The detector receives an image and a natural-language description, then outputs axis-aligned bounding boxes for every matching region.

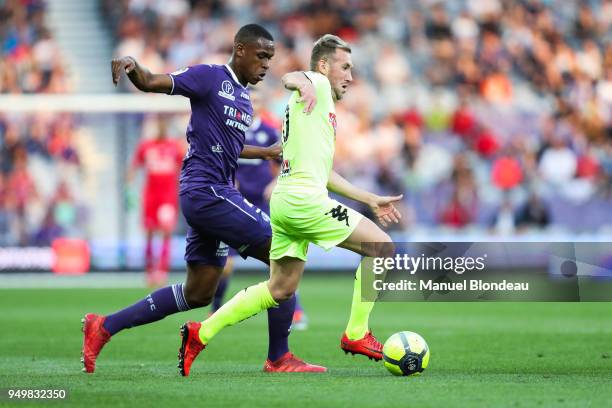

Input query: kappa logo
[218,80,235,101]
[240,92,250,100]
[325,204,349,227]
[211,143,223,153]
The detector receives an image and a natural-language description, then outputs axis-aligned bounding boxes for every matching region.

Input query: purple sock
[103,283,190,336]
[266,293,296,362]
[211,277,229,313]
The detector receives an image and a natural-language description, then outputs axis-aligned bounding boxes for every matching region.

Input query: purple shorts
[228,196,269,257]
[180,185,271,267]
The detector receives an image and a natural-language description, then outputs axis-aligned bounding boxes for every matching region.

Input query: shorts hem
[184,256,227,267]
[270,252,308,262]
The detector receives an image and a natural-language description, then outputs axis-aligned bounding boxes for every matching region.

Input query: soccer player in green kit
[178,34,402,376]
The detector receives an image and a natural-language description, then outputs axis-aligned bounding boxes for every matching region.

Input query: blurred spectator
[491,155,523,190]
[31,207,63,246]
[473,127,500,158]
[573,3,600,41]
[514,192,551,231]
[439,155,478,228]
[47,115,80,166]
[1,121,23,173]
[439,188,475,228]
[0,172,9,245]
[480,67,513,104]
[7,150,38,245]
[51,181,78,233]
[451,95,477,137]
[490,196,516,236]
[538,136,577,185]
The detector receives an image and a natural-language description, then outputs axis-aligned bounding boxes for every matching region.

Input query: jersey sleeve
[168,64,213,98]
[303,71,331,96]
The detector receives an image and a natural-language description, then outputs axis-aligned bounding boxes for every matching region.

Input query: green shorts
[270,191,363,261]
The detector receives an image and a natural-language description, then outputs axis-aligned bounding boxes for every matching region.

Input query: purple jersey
[169,64,253,192]
[236,118,279,202]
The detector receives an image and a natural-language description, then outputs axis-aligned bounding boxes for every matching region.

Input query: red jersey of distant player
[132,137,184,232]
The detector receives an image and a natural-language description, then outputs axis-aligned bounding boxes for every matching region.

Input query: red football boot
[81,313,111,373]
[340,331,383,361]
[178,321,206,376]
[263,352,327,373]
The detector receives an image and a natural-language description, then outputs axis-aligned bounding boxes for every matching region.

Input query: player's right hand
[111,56,136,86]
[296,82,317,114]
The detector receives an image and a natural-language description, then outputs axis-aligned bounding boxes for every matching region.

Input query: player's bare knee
[183,286,214,308]
[272,289,295,303]
[267,282,296,303]
[373,233,395,259]
[185,294,212,309]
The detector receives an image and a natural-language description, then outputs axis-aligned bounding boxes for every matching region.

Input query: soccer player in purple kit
[81,24,325,373]
[210,89,309,330]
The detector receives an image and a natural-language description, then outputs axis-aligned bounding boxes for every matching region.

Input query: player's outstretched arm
[281,71,317,114]
[111,56,172,93]
[327,170,402,227]
[240,143,281,161]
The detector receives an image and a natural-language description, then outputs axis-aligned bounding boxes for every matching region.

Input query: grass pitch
[0,274,611,407]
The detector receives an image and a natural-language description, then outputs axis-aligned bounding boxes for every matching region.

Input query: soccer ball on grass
[382,331,429,376]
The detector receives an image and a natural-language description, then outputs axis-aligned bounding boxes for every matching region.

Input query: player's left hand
[263,143,282,161]
[369,195,403,227]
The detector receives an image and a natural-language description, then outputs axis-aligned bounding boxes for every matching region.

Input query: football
[382,331,430,376]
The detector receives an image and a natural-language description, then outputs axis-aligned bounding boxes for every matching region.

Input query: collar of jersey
[224,64,247,89]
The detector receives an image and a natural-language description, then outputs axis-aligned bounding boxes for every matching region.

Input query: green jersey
[270,71,363,262]
[275,71,337,197]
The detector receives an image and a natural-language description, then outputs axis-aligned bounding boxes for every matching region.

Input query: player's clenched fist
[111,56,136,85]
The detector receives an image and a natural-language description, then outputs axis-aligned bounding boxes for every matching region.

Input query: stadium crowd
[0,112,86,246]
[1,0,612,246]
[102,0,612,234]
[0,0,69,93]
[1,0,83,246]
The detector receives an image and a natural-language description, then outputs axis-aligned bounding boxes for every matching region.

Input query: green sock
[345,264,375,340]
[199,281,278,344]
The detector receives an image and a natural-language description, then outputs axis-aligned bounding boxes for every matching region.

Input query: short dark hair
[309,34,351,71]
[234,24,274,45]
